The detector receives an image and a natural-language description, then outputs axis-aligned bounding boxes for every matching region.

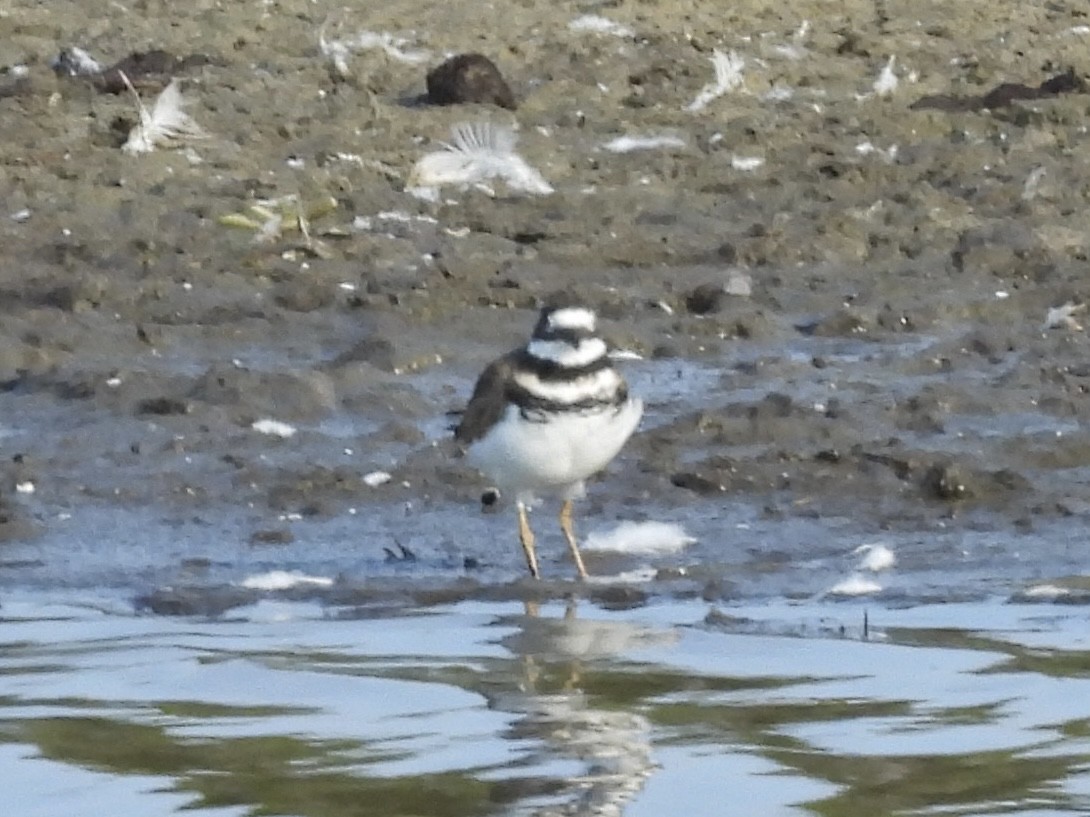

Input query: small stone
[136,396,189,416]
[670,471,725,495]
[250,529,295,546]
[332,337,396,372]
[925,463,971,501]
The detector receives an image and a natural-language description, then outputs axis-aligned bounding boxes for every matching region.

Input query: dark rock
[717,242,738,263]
[590,584,649,610]
[671,471,725,494]
[135,585,258,617]
[924,462,971,500]
[190,365,336,421]
[98,50,216,93]
[807,308,868,338]
[273,281,335,313]
[426,53,516,109]
[331,336,397,372]
[685,283,724,315]
[136,396,189,416]
[249,528,294,546]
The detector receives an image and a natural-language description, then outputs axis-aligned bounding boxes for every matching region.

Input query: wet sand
[2,0,1090,605]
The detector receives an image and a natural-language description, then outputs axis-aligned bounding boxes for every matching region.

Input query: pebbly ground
[2,0,1090,606]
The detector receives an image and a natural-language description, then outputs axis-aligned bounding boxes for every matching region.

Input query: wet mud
[2,0,1090,608]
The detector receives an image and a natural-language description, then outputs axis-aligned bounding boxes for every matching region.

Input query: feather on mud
[121,75,207,154]
[408,122,553,198]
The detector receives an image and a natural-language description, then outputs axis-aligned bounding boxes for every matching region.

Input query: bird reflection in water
[488,600,678,816]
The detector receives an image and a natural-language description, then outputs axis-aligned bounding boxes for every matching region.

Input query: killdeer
[455,303,643,579]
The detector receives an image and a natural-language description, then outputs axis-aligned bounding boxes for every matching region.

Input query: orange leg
[517,502,540,579]
[559,499,589,580]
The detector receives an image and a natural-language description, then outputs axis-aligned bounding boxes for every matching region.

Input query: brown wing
[454,352,518,445]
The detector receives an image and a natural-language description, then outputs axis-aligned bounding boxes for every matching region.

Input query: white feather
[602,134,686,153]
[853,542,896,572]
[872,56,898,97]
[568,14,635,38]
[827,573,883,596]
[408,122,553,196]
[251,418,296,438]
[731,155,765,171]
[583,521,696,554]
[122,76,207,155]
[241,570,333,591]
[686,49,745,112]
[319,27,431,76]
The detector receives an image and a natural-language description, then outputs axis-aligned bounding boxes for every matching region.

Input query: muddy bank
[2,0,1090,599]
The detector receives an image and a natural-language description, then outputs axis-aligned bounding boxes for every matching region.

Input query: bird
[454,303,643,579]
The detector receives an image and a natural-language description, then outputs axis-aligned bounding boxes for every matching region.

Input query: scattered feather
[731,155,764,171]
[686,49,745,112]
[827,573,883,596]
[319,26,430,76]
[241,570,334,591]
[853,542,896,572]
[121,75,207,155]
[762,85,795,102]
[1044,302,1086,331]
[407,121,553,198]
[251,418,297,438]
[856,141,899,162]
[1022,166,1047,201]
[233,599,327,623]
[50,46,102,77]
[569,14,635,38]
[857,56,898,100]
[873,56,899,96]
[363,470,393,487]
[583,521,696,555]
[352,211,439,231]
[1021,583,1071,599]
[602,134,686,153]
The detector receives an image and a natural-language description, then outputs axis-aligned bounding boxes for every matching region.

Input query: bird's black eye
[480,488,500,507]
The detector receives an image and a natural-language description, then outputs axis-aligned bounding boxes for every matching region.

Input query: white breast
[467,398,644,503]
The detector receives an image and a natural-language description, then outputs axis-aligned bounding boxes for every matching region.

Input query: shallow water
[3,592,1090,817]
[4,316,1090,814]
